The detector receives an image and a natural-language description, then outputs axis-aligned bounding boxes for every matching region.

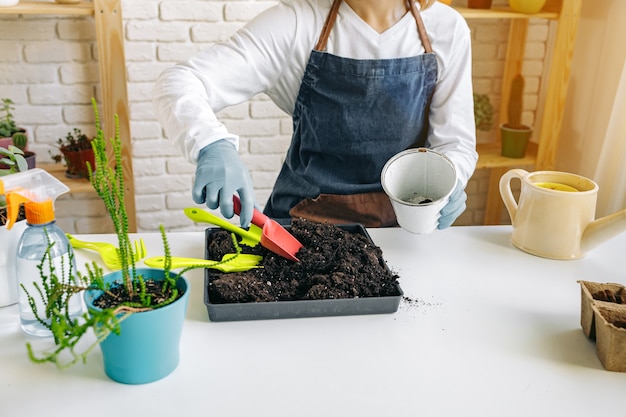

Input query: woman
[153,0,477,228]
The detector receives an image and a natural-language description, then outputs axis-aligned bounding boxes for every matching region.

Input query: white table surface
[1,225,625,417]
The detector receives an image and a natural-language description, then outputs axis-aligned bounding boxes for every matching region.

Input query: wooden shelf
[38,163,94,194]
[0,1,94,15]
[0,0,136,231]
[459,0,582,224]
[476,142,537,169]
[455,6,559,20]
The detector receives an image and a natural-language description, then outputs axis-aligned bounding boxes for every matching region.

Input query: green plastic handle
[143,254,262,270]
[183,207,261,245]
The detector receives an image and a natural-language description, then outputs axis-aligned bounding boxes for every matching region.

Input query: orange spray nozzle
[5,190,31,230]
[0,168,69,230]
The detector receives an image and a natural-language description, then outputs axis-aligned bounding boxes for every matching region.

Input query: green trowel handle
[183,207,260,246]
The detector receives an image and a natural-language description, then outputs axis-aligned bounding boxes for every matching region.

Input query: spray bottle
[0,168,83,336]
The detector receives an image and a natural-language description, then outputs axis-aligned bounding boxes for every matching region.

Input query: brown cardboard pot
[592,303,626,372]
[579,280,626,372]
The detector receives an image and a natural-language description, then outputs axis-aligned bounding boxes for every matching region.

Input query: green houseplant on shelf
[473,93,494,133]
[21,99,192,384]
[0,98,27,150]
[500,73,532,158]
[49,128,95,178]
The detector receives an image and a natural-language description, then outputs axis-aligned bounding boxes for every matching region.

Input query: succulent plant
[0,145,27,177]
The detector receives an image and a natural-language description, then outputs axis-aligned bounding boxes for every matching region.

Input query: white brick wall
[0,0,549,233]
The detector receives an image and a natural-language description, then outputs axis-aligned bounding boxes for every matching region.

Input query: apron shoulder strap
[408,1,433,54]
[315,0,342,51]
[316,0,434,54]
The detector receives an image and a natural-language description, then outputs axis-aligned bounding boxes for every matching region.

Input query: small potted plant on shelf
[0,98,27,149]
[50,127,95,178]
[21,99,193,384]
[500,73,532,158]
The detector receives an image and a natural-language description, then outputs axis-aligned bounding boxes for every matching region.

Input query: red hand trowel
[233,196,303,262]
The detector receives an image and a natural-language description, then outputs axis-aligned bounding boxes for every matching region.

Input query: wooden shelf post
[93,0,136,232]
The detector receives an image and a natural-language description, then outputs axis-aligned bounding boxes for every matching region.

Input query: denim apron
[264,0,438,226]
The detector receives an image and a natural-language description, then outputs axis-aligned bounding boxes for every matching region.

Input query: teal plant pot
[84,268,189,384]
[500,124,532,158]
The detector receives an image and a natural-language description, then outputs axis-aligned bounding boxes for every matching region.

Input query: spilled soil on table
[205,218,401,304]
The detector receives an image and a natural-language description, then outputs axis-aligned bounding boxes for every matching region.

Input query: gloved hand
[437,180,467,230]
[192,140,255,227]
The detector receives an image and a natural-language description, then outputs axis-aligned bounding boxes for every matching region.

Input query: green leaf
[14,153,28,172]
[7,144,24,155]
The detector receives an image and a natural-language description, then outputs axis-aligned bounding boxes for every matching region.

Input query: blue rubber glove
[437,180,467,230]
[192,140,255,227]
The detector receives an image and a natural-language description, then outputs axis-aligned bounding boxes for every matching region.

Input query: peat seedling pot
[203,219,403,322]
[84,268,189,384]
[579,280,626,372]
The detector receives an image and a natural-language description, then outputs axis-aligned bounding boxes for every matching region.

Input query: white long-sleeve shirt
[153,0,477,185]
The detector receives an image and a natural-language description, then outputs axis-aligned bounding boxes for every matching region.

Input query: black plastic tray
[203,224,403,322]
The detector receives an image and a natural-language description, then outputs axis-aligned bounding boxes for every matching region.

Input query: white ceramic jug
[500,169,626,260]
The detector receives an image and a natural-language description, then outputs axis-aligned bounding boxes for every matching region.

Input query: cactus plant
[500,73,532,158]
[11,131,27,151]
[9,130,35,169]
[506,73,525,129]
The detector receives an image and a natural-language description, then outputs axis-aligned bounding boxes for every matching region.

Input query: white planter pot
[0,220,27,307]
